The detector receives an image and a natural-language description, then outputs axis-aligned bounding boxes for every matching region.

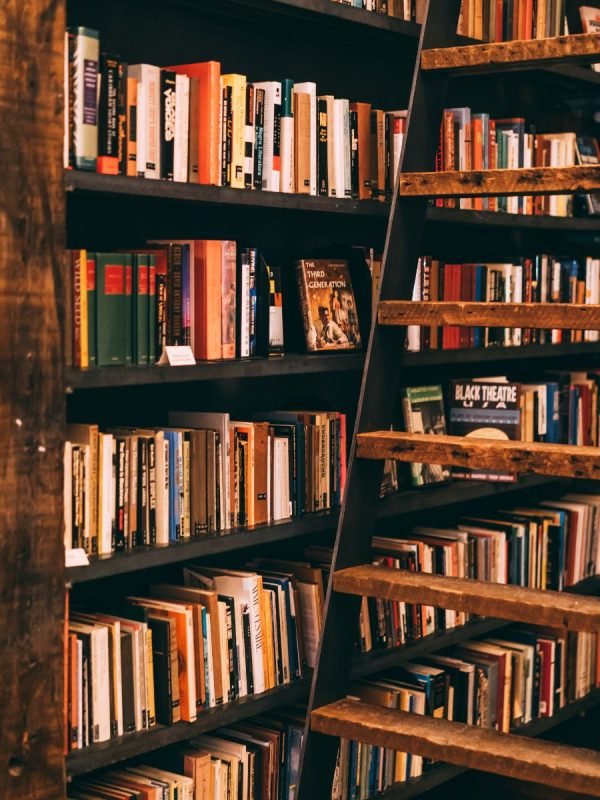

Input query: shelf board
[425,205,600,230]
[65,171,389,217]
[374,687,600,800]
[66,676,310,777]
[65,352,364,391]
[400,341,600,367]
[67,511,339,585]
[357,432,600,481]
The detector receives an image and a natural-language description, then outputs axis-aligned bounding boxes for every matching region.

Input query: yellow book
[221,73,247,190]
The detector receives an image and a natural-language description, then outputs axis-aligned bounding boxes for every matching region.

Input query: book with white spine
[129,64,161,179]
[174,74,189,182]
[253,81,281,192]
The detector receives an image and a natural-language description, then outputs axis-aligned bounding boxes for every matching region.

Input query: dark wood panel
[311,698,600,796]
[333,565,600,632]
[0,2,66,799]
[422,32,600,73]
[357,431,600,480]
[399,166,600,198]
[378,301,600,330]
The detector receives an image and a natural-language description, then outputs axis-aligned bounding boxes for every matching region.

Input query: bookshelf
[3,0,600,798]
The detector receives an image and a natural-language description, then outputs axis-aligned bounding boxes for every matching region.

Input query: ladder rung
[421,32,600,73]
[356,431,600,480]
[378,301,600,330]
[311,699,600,797]
[332,565,600,632]
[398,165,600,198]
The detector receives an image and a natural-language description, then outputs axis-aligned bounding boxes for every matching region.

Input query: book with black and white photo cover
[400,385,450,487]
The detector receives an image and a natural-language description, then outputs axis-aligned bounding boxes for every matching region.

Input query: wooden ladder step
[332,565,600,632]
[421,32,600,73]
[398,165,600,198]
[310,698,600,797]
[378,301,600,330]
[356,431,600,480]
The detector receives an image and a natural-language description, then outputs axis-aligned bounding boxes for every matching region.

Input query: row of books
[68,244,284,368]
[435,108,600,217]
[406,255,600,353]
[66,563,318,750]
[458,0,567,41]
[400,374,600,485]
[332,0,425,21]
[68,708,305,799]
[65,28,406,201]
[335,625,599,796]
[64,410,347,555]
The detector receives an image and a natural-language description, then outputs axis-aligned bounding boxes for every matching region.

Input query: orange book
[168,61,221,186]
[194,240,222,360]
[126,76,137,177]
[523,0,534,39]
[471,118,484,210]
[496,0,504,40]
[349,101,372,200]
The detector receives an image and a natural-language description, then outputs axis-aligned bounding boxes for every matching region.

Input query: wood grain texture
[398,165,600,197]
[356,431,600,480]
[0,2,66,799]
[378,301,600,330]
[311,699,600,796]
[421,32,600,72]
[333,565,600,632]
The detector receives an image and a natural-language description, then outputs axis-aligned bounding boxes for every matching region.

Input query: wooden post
[0,2,66,799]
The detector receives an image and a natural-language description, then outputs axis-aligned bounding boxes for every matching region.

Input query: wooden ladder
[295,2,600,798]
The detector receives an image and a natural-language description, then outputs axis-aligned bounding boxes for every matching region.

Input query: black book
[147,435,157,544]
[117,59,127,174]
[255,254,271,358]
[115,437,126,550]
[136,437,147,547]
[317,97,328,196]
[155,272,168,356]
[97,53,121,175]
[167,243,184,346]
[350,110,359,199]
[384,112,392,201]
[147,616,176,725]
[219,594,238,701]
[221,84,232,186]
[160,69,176,180]
[242,608,254,694]
[120,630,136,733]
[254,87,265,190]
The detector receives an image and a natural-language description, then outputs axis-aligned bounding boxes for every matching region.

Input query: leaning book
[296,258,362,352]
[400,385,450,487]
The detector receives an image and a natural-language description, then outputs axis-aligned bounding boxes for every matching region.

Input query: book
[296,259,362,352]
[67,27,99,170]
[400,386,450,486]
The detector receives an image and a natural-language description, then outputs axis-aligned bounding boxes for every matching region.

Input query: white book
[174,74,190,183]
[63,31,70,169]
[169,411,230,532]
[585,257,600,342]
[253,81,281,192]
[64,441,73,552]
[98,433,114,555]
[294,82,317,195]
[76,639,84,748]
[205,613,216,707]
[245,84,256,188]
[129,64,161,179]
[70,621,111,743]
[406,258,422,352]
[333,99,346,201]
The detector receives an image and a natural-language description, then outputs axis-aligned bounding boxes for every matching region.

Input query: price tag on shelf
[157,346,197,367]
[65,548,90,568]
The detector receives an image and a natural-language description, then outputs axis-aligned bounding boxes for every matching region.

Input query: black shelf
[67,475,557,585]
[427,205,600,232]
[376,687,600,800]
[65,352,365,391]
[66,676,311,777]
[67,511,338,585]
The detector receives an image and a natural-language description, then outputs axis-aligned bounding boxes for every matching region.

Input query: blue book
[545,382,560,443]
[473,265,487,347]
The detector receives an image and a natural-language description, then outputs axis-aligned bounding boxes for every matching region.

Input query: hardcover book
[296,259,362,352]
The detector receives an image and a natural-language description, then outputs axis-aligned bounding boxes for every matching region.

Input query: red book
[442,264,453,350]
[471,118,484,211]
[168,61,221,186]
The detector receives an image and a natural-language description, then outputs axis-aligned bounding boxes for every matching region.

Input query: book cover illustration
[296,259,362,352]
[449,379,521,482]
[401,385,450,487]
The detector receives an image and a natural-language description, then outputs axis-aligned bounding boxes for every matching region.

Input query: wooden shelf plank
[421,32,600,73]
[398,166,600,198]
[378,301,600,330]
[356,431,600,480]
[311,698,600,797]
[333,565,600,632]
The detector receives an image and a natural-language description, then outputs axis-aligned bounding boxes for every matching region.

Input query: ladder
[296,2,600,798]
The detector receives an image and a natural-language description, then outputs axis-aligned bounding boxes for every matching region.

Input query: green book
[134,254,149,365]
[400,385,450,487]
[148,254,157,364]
[124,253,133,366]
[87,252,97,366]
[95,252,128,366]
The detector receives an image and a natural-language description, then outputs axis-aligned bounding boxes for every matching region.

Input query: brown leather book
[293,92,311,194]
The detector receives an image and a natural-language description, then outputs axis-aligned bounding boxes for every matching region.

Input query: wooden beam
[333,565,600,631]
[356,431,600,480]
[0,2,66,799]
[378,301,600,330]
[311,699,600,797]
[398,165,600,197]
[421,32,600,73]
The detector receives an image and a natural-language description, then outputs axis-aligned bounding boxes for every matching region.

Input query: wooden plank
[0,2,66,799]
[311,699,600,797]
[356,431,600,480]
[398,165,600,197]
[378,301,600,330]
[333,565,600,631]
[421,32,600,72]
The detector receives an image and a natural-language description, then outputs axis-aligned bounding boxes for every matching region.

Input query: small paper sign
[66,548,90,568]
[157,346,197,367]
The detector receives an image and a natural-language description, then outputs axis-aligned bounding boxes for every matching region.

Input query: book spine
[174,74,189,183]
[97,53,120,175]
[70,27,99,170]
[317,97,328,196]
[220,84,232,186]
[280,78,294,194]
[253,87,265,190]
[244,83,255,189]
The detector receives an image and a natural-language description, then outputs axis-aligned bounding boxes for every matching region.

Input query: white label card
[65,548,90,568]
[157,346,197,367]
